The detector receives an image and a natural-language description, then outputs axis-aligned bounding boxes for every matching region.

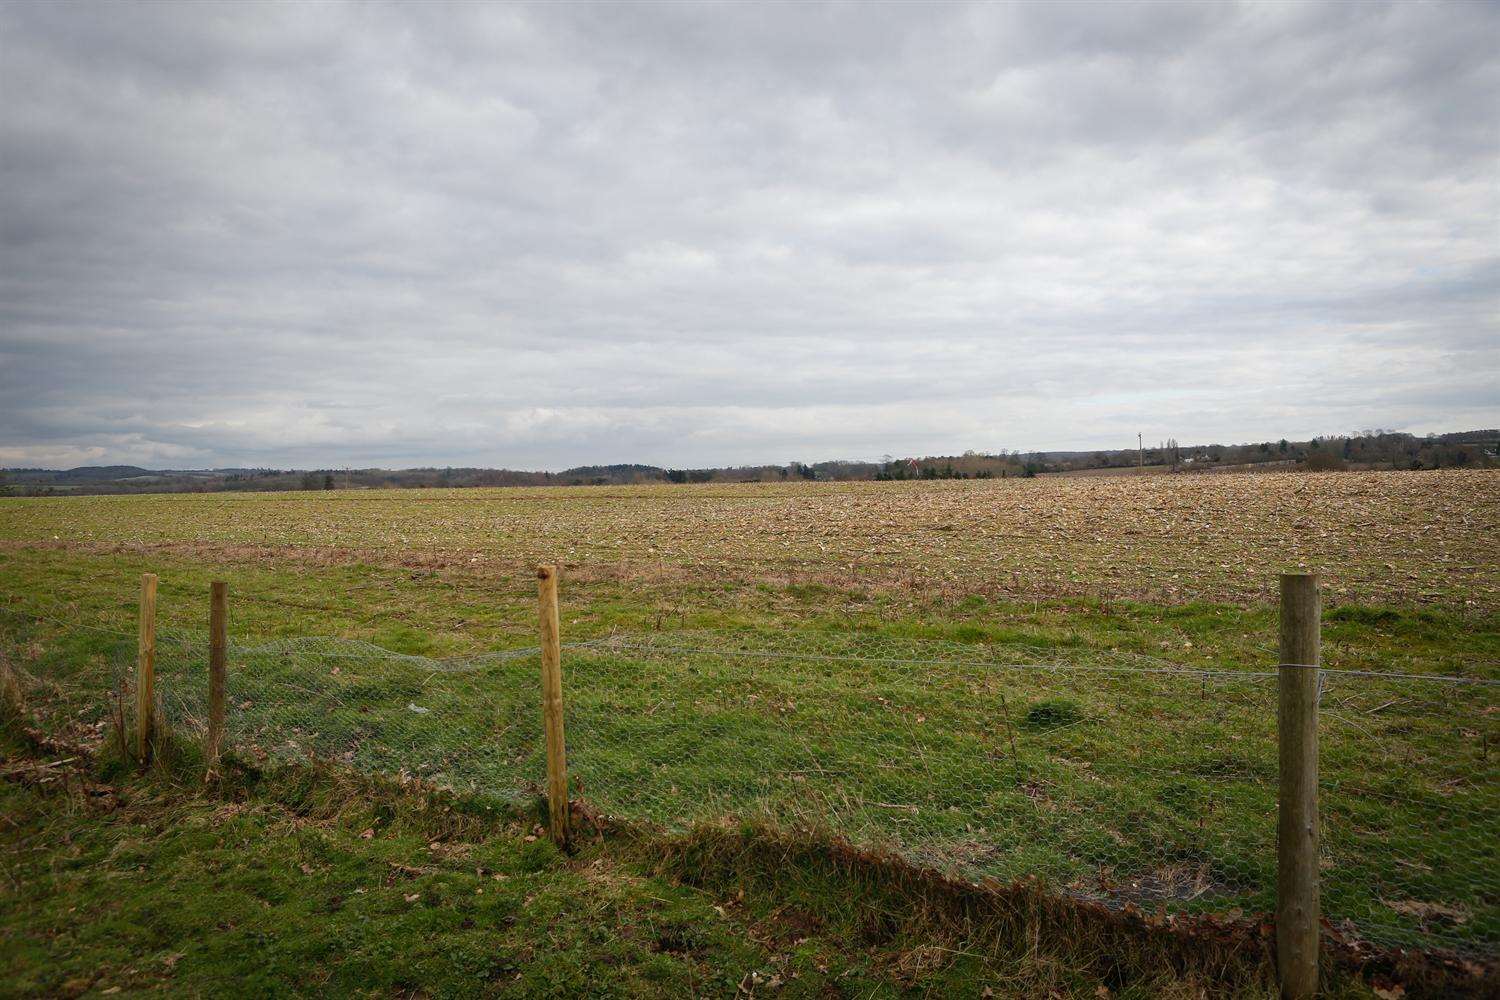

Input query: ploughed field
[1,469,1496,612]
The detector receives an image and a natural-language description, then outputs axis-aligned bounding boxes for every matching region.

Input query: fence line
[0,574,1495,996]
[5,596,1496,691]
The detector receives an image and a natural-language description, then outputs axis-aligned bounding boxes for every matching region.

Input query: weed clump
[1327,606,1401,626]
[0,658,27,732]
[1022,698,1083,731]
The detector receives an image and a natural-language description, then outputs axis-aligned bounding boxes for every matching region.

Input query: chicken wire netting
[1,610,1494,960]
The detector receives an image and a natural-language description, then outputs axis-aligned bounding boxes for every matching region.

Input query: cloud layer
[2,1,1497,469]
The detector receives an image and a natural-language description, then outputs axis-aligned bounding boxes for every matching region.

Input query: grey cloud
[1,0,1496,471]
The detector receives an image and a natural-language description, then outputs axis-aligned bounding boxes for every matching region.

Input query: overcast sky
[1,1,1497,471]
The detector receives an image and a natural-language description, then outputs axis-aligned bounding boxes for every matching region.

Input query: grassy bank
[1,557,1494,962]
[2,721,1402,999]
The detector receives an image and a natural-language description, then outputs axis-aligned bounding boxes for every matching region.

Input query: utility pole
[1138,433,1144,473]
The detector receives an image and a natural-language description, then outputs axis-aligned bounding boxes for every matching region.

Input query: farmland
[2,468,1497,626]
[1,469,1497,997]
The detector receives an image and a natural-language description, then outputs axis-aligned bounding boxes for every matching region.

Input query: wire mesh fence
[1317,669,1497,955]
[1,608,1494,962]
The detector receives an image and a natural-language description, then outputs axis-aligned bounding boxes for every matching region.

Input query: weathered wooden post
[136,573,158,763]
[537,564,571,847]
[1277,572,1320,999]
[206,581,228,780]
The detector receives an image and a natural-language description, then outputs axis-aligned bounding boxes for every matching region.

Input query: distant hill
[2,429,1494,496]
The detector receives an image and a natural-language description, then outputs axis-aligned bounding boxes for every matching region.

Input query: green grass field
[2,471,1497,996]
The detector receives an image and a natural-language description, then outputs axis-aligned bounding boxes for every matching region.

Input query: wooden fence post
[1277,572,1320,999]
[537,564,571,847]
[136,573,158,763]
[206,581,228,780]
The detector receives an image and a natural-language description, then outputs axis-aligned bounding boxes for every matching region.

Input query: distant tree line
[2,430,1494,496]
